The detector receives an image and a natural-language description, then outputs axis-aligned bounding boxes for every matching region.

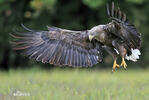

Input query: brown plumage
[10,2,142,71]
[11,25,103,67]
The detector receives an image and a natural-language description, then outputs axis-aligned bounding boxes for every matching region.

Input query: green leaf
[0,0,5,4]
[30,0,57,10]
[82,0,106,9]
[0,4,9,13]
[42,0,56,6]
[126,0,145,4]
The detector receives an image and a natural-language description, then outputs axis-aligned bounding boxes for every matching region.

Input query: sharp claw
[119,65,122,67]
[121,58,127,69]
[112,58,128,72]
[112,69,115,72]
[112,59,120,72]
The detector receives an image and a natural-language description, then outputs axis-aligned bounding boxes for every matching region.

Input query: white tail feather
[125,48,141,62]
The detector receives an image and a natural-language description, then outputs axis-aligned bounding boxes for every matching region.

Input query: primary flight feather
[11,2,141,71]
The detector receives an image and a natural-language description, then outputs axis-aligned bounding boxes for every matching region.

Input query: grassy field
[0,67,149,100]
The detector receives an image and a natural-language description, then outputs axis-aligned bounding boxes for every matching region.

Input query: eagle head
[89,34,95,41]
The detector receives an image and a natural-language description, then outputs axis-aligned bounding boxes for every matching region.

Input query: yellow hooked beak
[89,35,94,41]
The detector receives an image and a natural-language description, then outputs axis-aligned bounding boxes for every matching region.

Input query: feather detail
[10,22,104,67]
[125,48,141,62]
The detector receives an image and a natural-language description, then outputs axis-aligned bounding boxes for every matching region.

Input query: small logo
[13,90,30,96]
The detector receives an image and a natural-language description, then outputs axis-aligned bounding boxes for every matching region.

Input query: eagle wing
[10,25,103,67]
[106,2,141,50]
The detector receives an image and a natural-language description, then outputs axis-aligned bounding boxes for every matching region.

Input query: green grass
[0,67,149,100]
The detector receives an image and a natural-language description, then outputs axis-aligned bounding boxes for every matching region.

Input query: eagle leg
[112,39,127,70]
[103,45,120,72]
[112,59,120,72]
[120,57,127,69]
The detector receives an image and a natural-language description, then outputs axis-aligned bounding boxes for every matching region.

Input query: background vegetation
[0,68,149,100]
[0,0,149,99]
[0,0,149,70]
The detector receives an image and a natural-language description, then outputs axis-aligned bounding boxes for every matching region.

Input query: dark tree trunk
[0,47,10,70]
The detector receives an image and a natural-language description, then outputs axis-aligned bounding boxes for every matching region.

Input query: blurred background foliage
[0,0,149,70]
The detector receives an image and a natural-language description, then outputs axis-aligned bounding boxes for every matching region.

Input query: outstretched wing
[10,25,103,67]
[106,2,141,50]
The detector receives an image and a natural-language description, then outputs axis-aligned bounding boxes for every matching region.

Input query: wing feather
[106,2,141,49]
[10,25,103,67]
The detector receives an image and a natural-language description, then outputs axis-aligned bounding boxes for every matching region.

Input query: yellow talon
[112,60,120,72]
[121,58,127,69]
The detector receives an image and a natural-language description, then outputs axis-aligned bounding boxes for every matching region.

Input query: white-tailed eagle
[10,2,141,71]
